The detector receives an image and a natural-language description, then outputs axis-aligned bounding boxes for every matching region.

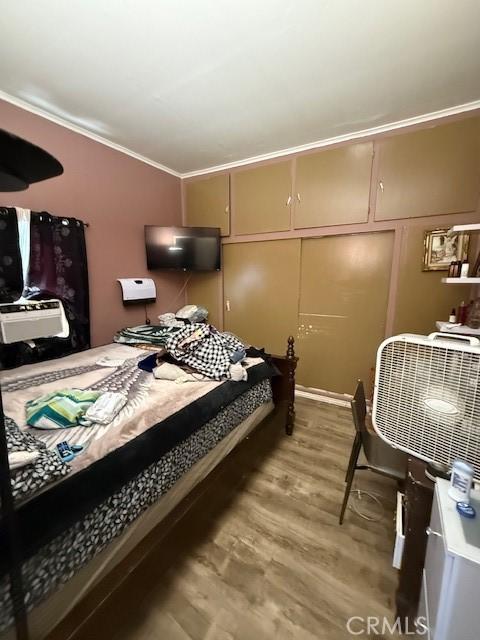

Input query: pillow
[5,416,70,503]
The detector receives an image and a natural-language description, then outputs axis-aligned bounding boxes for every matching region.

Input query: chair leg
[344,432,361,482]
[339,435,362,525]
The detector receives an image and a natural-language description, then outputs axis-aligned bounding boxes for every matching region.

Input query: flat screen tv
[145,226,221,271]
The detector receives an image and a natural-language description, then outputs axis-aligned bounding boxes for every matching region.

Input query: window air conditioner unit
[0,300,68,344]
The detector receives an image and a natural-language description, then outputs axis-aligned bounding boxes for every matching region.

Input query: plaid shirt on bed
[165,324,245,380]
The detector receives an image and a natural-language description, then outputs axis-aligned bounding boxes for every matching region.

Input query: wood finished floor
[61,399,403,640]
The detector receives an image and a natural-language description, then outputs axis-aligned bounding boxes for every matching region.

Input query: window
[15,208,30,302]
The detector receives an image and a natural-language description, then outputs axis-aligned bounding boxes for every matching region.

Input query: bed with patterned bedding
[0,343,282,634]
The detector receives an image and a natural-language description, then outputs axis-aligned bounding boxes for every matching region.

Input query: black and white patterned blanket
[166,324,245,380]
[5,417,70,503]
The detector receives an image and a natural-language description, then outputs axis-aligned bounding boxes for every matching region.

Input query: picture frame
[422,228,470,272]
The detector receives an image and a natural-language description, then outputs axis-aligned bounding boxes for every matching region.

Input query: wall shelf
[447,223,480,236]
[441,277,480,284]
[436,321,480,336]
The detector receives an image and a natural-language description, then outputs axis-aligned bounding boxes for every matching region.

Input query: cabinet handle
[225,206,229,214]
[296,193,301,203]
[426,526,442,538]
[286,195,292,206]
[225,300,231,312]
[379,180,385,193]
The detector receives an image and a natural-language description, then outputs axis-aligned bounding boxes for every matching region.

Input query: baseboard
[295,385,352,408]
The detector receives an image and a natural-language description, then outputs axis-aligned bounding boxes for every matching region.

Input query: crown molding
[0,89,182,178]
[2,89,479,180]
[181,99,480,178]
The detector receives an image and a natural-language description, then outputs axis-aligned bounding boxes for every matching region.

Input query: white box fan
[373,333,480,479]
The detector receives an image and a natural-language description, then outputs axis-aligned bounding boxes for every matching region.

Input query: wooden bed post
[271,335,298,436]
[285,336,297,436]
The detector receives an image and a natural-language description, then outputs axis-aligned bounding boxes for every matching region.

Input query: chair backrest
[350,378,407,476]
[350,379,377,462]
[350,379,367,434]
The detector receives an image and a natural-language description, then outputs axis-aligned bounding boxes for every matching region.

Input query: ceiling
[1,0,480,176]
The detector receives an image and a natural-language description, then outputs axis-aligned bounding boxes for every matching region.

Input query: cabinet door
[185,174,230,236]
[232,161,292,235]
[375,118,480,221]
[294,142,373,229]
[223,239,300,354]
[297,232,394,394]
[186,272,222,329]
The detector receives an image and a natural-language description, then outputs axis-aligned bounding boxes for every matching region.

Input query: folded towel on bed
[96,356,126,368]
[26,389,101,429]
[158,312,184,328]
[80,392,128,425]
[114,324,181,347]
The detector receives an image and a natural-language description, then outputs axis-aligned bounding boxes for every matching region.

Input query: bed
[0,336,297,640]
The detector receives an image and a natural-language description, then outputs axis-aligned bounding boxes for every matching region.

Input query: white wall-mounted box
[117,278,156,304]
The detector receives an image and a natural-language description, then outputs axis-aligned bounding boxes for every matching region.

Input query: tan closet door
[223,239,300,354]
[185,174,230,236]
[375,117,480,221]
[232,161,292,235]
[294,142,373,229]
[186,272,222,329]
[298,232,394,395]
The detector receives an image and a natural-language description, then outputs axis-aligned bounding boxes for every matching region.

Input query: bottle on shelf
[451,260,461,277]
[467,298,480,329]
[449,308,457,323]
[457,301,467,325]
[460,260,470,278]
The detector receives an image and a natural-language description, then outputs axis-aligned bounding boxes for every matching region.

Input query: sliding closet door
[297,232,394,395]
[223,239,301,354]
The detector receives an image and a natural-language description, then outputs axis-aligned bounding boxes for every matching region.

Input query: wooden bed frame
[271,335,298,436]
[5,336,297,640]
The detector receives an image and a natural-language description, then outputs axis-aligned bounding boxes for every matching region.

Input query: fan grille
[374,338,480,478]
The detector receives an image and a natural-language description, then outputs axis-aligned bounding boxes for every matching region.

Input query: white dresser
[417,479,480,639]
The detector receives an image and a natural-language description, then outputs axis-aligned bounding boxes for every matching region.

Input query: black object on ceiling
[0,129,63,191]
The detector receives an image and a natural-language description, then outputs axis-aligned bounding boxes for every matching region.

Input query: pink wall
[0,99,184,346]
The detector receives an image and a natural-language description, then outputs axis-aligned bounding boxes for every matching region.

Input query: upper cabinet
[294,142,373,228]
[375,118,480,221]
[184,173,230,236]
[232,160,292,235]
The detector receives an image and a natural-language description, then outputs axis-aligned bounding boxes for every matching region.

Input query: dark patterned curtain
[0,207,23,303]
[0,212,90,369]
[26,212,90,353]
